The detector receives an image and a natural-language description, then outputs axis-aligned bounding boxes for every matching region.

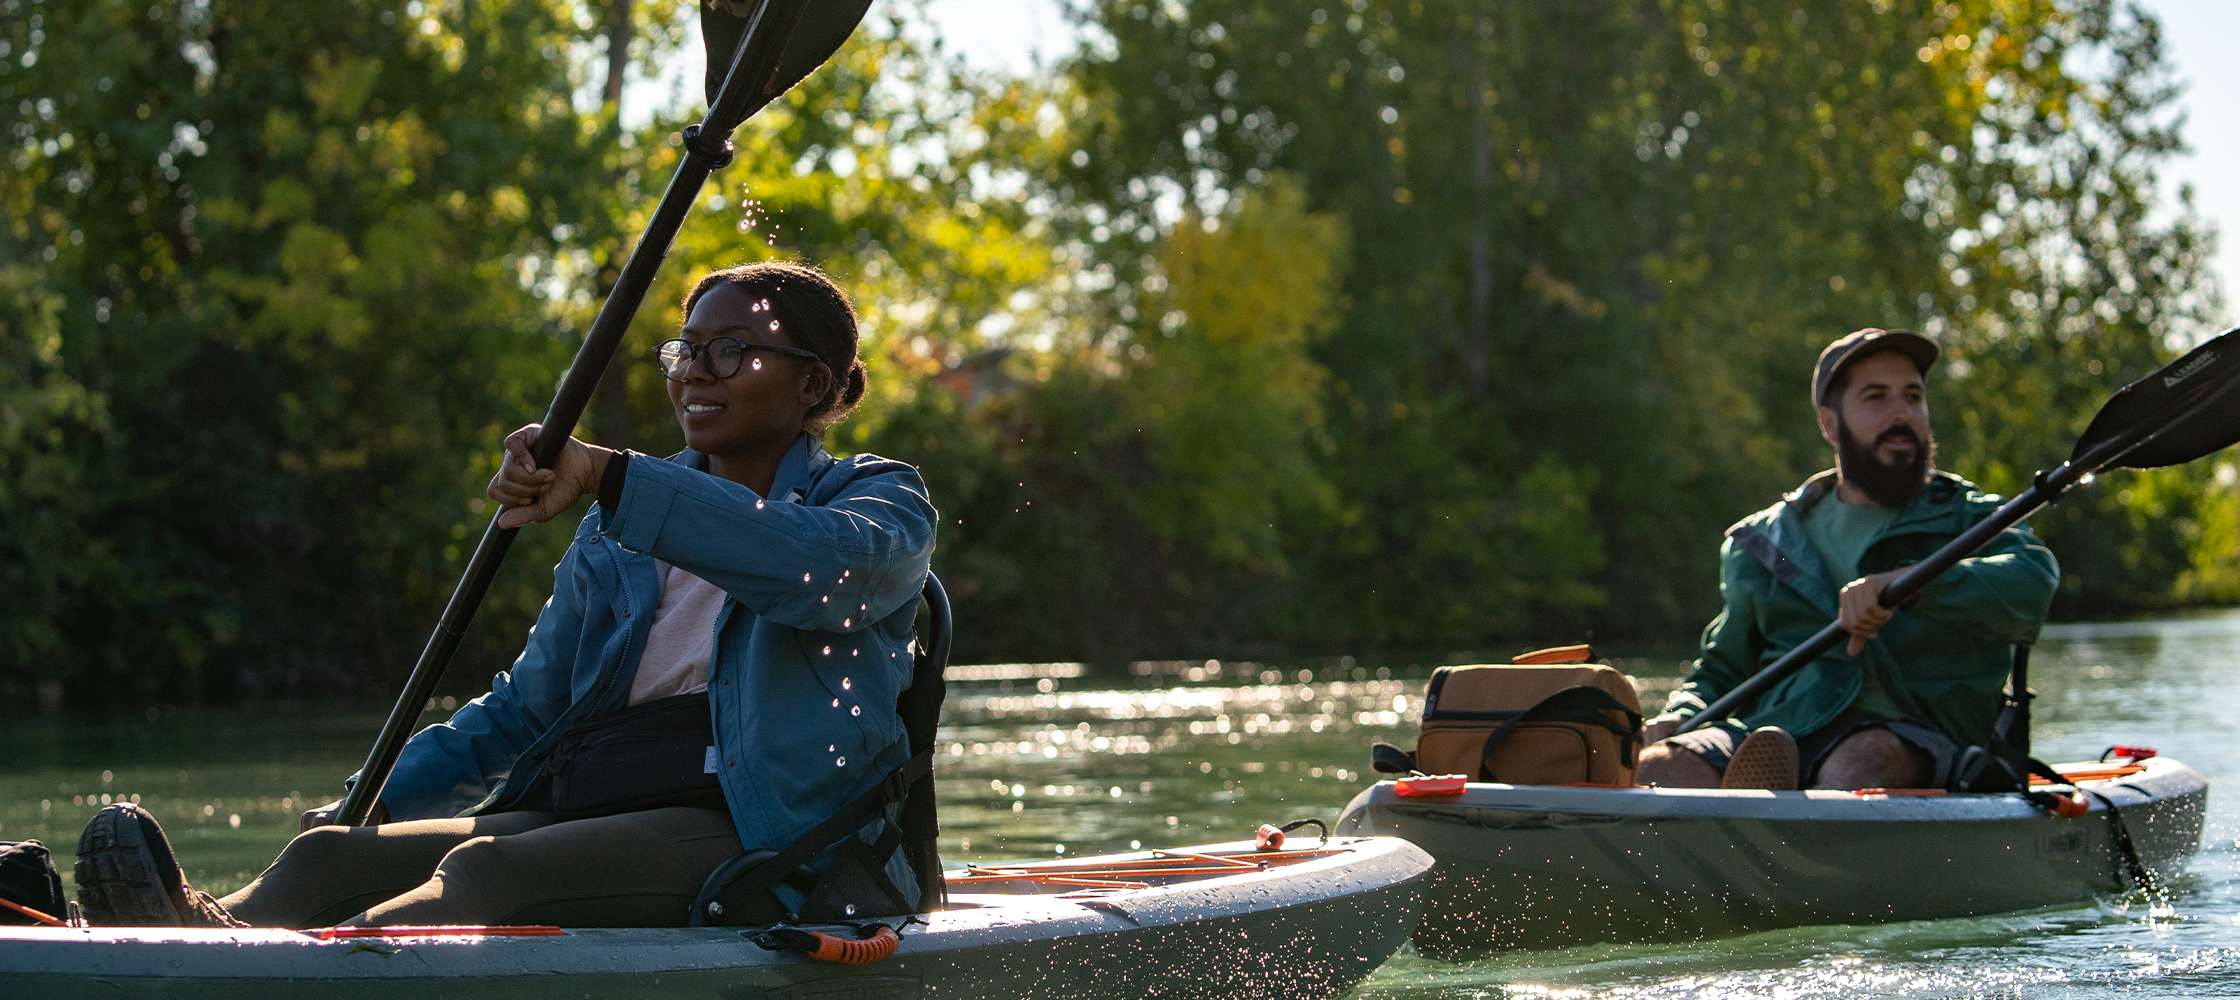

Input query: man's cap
[1812,328,1939,407]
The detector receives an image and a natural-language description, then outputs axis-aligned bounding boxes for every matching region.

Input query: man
[1638,328,2060,790]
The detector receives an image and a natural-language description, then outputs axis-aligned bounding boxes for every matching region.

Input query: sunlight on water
[1,612,2236,996]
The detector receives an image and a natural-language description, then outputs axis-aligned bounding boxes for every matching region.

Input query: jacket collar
[673,433,827,504]
[1749,468,1975,616]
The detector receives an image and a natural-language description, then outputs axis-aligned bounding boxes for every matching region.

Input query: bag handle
[1512,644,1594,665]
[1475,686,1643,781]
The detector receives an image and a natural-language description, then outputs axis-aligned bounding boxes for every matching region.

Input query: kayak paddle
[1677,326,2240,735]
[336,0,875,826]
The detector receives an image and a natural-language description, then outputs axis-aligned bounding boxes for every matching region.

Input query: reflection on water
[1,612,2235,997]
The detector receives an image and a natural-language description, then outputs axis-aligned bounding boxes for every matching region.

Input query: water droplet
[842,618,852,628]
[822,645,832,655]
[751,356,764,371]
[831,698,841,708]
[755,499,766,510]
[835,756,847,767]
[844,903,857,916]
[850,705,862,717]
[768,320,780,332]
[841,677,853,690]
[827,744,836,752]
[850,648,859,657]
[802,572,812,583]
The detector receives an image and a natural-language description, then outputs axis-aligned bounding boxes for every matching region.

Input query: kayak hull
[1334,757,2207,957]
[0,836,1431,999]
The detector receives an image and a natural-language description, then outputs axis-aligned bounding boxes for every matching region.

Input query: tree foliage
[0,0,2229,707]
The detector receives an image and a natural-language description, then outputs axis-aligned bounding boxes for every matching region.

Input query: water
[4,611,2236,996]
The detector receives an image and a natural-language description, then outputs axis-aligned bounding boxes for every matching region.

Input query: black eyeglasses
[653,337,825,381]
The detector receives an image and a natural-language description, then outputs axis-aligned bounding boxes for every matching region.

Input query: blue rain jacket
[369,435,936,859]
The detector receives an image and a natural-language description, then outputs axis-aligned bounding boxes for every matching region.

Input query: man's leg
[1810,727,1934,789]
[351,806,744,927]
[1636,719,1749,788]
[1636,742,1723,787]
[219,812,557,928]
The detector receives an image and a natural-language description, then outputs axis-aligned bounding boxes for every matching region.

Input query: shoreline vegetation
[6,1,2235,711]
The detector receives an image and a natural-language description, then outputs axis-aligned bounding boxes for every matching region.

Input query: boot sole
[1721,728,1801,790]
[75,804,186,925]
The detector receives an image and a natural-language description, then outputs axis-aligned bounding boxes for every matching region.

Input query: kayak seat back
[689,573,951,926]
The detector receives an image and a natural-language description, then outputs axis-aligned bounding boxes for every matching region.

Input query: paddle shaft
[335,3,797,827]
[1673,412,2173,736]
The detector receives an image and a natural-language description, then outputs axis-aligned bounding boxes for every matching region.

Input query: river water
[3,610,2235,997]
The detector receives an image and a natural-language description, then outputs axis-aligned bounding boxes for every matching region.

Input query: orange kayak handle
[806,925,899,965]
[2048,790,2091,817]
[1395,775,1468,797]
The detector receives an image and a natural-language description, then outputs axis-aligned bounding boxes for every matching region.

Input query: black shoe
[75,803,244,927]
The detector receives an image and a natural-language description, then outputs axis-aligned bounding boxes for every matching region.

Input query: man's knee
[1813,728,1930,788]
[1637,741,1720,788]
[271,825,358,876]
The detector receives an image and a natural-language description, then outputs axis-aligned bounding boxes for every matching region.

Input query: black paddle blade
[2074,327,2240,470]
[701,0,873,122]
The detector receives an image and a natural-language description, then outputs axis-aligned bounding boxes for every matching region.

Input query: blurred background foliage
[1,0,2232,709]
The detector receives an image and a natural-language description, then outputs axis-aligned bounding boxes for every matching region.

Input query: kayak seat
[689,573,951,927]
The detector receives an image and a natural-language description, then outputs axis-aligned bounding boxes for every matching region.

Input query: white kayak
[1334,756,2207,957]
[0,835,1431,999]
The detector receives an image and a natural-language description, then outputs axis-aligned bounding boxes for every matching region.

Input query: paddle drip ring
[682,125,736,168]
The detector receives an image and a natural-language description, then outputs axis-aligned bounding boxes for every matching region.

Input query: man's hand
[1839,568,1906,656]
[1643,715,1684,744]
[487,424,611,530]
[299,799,388,833]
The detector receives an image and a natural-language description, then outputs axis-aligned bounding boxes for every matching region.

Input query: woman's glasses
[653,337,825,382]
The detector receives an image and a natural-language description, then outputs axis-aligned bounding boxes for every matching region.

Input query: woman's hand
[488,424,611,529]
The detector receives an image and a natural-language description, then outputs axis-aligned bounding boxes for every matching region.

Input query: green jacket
[1660,470,2060,747]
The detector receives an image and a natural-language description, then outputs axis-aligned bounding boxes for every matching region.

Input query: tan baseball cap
[1813,328,1938,408]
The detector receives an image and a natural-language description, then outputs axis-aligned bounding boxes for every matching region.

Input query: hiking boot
[75,803,245,927]
[1720,726,1801,790]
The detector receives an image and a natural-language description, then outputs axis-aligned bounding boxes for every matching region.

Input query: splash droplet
[850,705,862,717]
[802,572,812,583]
[821,645,832,655]
[751,357,764,371]
[768,321,780,332]
[827,744,836,752]
[842,618,852,628]
[841,677,852,690]
[755,499,765,510]
[831,698,841,708]
[835,756,846,767]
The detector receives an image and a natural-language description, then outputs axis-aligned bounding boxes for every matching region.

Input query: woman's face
[668,282,829,458]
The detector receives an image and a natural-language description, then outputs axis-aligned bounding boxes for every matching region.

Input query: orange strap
[805,925,899,965]
[1513,644,1593,665]
[0,896,65,926]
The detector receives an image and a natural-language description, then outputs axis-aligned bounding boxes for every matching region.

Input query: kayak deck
[1335,756,2208,956]
[0,836,1432,1000]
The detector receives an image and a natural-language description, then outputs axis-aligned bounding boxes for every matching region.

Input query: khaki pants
[216,807,742,929]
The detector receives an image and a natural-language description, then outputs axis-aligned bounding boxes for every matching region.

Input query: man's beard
[1836,413,1934,506]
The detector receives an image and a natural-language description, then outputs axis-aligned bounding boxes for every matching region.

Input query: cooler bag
[1411,645,1645,785]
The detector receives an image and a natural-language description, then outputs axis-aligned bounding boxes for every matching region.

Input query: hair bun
[839,360,868,408]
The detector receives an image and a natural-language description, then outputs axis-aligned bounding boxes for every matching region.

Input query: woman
[75,262,937,928]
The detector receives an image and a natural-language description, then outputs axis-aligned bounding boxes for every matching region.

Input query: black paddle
[1677,327,2240,735]
[335,0,875,826]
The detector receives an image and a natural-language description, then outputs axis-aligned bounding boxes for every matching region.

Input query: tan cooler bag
[1411,645,1644,786]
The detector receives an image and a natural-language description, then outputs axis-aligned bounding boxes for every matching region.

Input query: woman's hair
[682,261,868,435]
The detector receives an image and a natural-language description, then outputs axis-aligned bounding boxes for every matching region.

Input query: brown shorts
[1664,708,1959,787]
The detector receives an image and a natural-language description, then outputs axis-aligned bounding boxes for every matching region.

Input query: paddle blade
[701,0,873,122]
[2073,327,2240,470]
